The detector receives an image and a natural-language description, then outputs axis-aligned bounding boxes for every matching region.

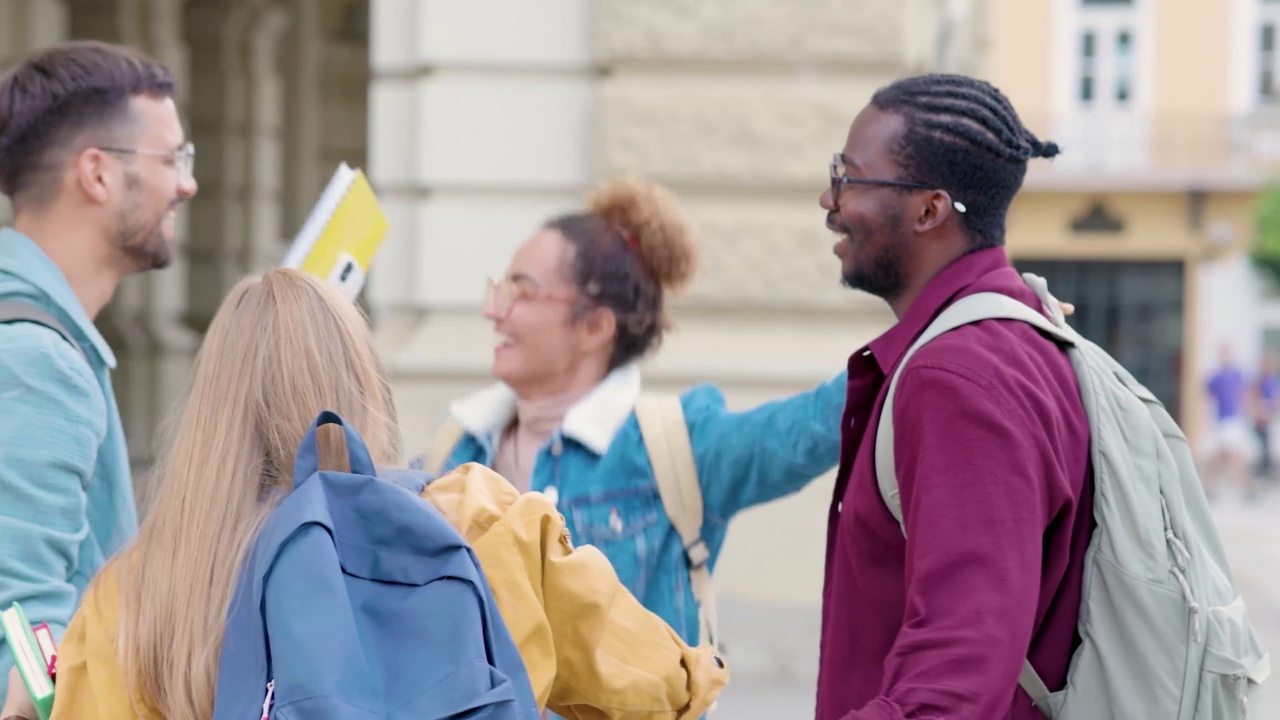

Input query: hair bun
[588,176,699,294]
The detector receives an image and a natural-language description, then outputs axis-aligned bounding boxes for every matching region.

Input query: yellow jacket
[50,462,728,719]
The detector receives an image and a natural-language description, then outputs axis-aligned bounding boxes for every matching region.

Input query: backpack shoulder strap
[426,417,467,476]
[634,392,719,650]
[0,300,87,362]
[874,291,1074,525]
[872,290,1075,707]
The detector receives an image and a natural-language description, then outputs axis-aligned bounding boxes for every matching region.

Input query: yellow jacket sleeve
[420,462,728,720]
[49,566,154,720]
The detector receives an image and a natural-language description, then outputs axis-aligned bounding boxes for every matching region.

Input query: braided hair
[870,73,1059,250]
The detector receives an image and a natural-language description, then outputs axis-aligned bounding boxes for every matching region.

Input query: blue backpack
[213,411,538,719]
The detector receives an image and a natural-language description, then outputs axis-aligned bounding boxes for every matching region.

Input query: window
[1015,259,1185,422]
[1263,25,1277,101]
[1115,31,1132,102]
[1262,1,1280,103]
[1080,32,1096,102]
[1074,0,1138,110]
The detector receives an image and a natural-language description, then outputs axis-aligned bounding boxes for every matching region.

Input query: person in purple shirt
[814,73,1095,720]
[1205,344,1256,499]
[1253,350,1279,486]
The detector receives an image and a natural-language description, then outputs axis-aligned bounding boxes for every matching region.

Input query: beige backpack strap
[634,394,719,651]
[427,418,466,475]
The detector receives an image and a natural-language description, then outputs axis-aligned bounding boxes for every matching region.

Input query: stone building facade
[1,0,973,692]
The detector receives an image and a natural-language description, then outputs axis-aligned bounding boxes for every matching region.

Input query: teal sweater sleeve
[0,324,105,678]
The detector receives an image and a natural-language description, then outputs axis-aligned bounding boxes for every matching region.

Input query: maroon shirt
[816,248,1095,720]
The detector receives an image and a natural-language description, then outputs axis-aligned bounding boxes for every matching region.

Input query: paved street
[711,486,1280,718]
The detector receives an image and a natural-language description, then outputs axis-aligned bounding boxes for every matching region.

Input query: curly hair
[544,176,699,370]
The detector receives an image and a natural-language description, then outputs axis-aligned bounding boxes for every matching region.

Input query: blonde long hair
[107,269,402,719]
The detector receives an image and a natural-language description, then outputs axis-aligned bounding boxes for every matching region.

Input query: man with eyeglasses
[0,40,197,711]
[814,74,1091,720]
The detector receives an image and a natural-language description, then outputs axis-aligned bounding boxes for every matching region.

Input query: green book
[1,602,54,720]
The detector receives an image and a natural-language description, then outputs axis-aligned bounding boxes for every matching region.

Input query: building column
[365,0,595,448]
[0,0,70,224]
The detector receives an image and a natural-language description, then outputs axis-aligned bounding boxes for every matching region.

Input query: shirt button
[837,501,843,513]
[545,485,559,507]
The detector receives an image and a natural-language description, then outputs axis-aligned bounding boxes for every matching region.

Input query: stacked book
[1,601,56,720]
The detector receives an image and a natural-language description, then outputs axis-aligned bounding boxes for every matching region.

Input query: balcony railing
[1018,112,1280,190]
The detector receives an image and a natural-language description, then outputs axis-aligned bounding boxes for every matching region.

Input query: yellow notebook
[283,163,389,301]
[1,602,54,720]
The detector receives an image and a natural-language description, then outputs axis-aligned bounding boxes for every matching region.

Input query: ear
[75,147,114,205]
[913,189,954,234]
[578,305,617,355]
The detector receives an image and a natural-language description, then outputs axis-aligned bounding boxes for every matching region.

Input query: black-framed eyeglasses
[98,141,196,180]
[830,152,966,213]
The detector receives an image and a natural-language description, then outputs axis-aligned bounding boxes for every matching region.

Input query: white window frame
[1260,0,1280,103]
[1051,0,1154,171]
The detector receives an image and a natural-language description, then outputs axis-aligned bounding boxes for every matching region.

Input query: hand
[1059,301,1075,316]
[1,666,37,720]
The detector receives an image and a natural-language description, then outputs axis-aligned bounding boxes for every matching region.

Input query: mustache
[826,212,849,234]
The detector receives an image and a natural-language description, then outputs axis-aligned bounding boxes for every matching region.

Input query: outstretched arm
[686,370,847,523]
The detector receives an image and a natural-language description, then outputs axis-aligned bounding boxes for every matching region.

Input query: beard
[831,209,909,301]
[114,170,176,272]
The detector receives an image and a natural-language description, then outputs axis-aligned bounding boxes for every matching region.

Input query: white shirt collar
[448,364,642,456]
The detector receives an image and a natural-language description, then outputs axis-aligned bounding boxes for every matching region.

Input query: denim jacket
[441,363,846,645]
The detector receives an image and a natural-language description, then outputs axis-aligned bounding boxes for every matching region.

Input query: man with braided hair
[815,74,1092,719]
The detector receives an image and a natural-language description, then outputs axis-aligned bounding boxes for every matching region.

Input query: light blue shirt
[0,228,137,696]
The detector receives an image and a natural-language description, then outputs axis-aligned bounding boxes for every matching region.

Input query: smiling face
[819,106,918,301]
[483,228,600,396]
[107,94,198,272]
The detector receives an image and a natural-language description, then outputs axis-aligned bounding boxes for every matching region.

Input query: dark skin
[819,106,971,320]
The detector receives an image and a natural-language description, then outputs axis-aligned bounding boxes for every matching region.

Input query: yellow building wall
[1006,191,1257,261]
[980,0,1053,134]
[1153,0,1230,118]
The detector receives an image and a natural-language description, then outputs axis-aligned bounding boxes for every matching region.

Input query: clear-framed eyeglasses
[98,141,196,180]
[484,277,578,319]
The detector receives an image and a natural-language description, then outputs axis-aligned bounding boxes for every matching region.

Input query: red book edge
[30,622,57,681]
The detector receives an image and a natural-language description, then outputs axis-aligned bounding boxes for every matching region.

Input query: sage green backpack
[875,273,1270,719]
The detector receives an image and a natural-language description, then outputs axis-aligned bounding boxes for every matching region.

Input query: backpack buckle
[685,539,710,570]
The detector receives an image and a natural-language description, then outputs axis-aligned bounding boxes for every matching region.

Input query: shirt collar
[0,227,117,368]
[449,363,643,456]
[865,247,1013,376]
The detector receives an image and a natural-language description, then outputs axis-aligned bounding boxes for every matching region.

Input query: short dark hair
[0,40,175,210]
[870,73,1059,250]
[546,177,698,371]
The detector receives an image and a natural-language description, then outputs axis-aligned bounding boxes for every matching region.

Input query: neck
[887,239,972,320]
[514,388,584,437]
[512,360,608,405]
[13,208,125,319]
